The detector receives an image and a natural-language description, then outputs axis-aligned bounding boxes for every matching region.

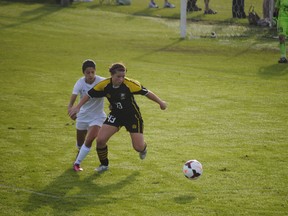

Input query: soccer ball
[183,160,203,180]
[210,31,217,38]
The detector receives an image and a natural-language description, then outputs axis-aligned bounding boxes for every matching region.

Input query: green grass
[0,0,287,215]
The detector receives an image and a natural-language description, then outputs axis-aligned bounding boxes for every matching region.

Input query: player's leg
[76,129,87,149]
[75,120,88,150]
[130,132,147,160]
[95,124,119,172]
[74,125,101,171]
[124,112,147,159]
[85,125,101,148]
[73,129,87,171]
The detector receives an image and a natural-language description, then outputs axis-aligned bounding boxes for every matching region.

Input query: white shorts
[76,116,106,130]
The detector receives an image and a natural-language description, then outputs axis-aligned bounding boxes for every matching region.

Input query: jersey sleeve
[124,78,149,95]
[72,78,82,95]
[87,78,109,98]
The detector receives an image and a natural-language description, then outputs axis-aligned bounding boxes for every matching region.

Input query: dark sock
[97,146,109,166]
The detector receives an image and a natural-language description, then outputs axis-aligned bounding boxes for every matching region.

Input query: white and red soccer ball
[183,159,203,180]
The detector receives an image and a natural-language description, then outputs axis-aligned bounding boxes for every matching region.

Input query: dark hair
[109,63,127,74]
[82,59,96,72]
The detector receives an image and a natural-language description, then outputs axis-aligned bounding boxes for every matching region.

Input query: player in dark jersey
[69,62,167,172]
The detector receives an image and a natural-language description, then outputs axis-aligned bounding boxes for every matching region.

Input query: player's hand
[160,101,167,110]
[68,107,79,120]
[70,113,77,120]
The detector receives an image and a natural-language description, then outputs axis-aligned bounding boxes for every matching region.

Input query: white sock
[74,144,91,165]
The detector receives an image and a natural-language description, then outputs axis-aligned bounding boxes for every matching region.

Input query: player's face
[111,70,125,87]
[84,67,96,84]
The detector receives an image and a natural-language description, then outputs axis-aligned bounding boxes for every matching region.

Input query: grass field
[0,0,287,215]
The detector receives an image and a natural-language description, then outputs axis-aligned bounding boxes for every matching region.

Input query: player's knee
[96,137,106,148]
[85,135,96,145]
[84,141,93,148]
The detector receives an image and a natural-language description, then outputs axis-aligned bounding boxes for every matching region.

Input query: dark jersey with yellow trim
[87,77,148,114]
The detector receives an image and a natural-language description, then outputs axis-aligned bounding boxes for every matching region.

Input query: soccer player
[69,62,167,172]
[275,0,288,63]
[68,59,106,172]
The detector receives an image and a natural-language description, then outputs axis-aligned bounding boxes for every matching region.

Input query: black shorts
[104,111,144,133]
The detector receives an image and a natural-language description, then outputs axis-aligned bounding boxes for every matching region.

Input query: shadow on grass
[23,168,139,214]
[174,194,196,204]
[132,8,180,19]
[0,2,63,30]
[258,64,288,78]
[133,38,183,61]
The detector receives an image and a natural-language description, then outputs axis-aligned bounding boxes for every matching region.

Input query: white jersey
[72,76,106,122]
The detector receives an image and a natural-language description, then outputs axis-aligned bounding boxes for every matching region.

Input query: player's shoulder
[95,75,106,84]
[123,77,143,92]
[98,77,111,85]
[77,76,86,83]
[94,78,111,90]
[96,75,106,81]
[74,77,86,87]
[124,77,141,87]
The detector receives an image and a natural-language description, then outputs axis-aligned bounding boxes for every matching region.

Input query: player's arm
[145,90,167,110]
[125,78,167,109]
[68,94,90,118]
[68,94,78,120]
[68,94,77,109]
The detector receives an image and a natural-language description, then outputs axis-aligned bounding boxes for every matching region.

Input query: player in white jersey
[68,59,106,171]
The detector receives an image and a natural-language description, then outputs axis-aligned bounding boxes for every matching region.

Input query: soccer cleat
[148,2,158,8]
[278,57,288,63]
[73,164,83,172]
[95,165,109,173]
[164,2,175,8]
[139,148,147,160]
